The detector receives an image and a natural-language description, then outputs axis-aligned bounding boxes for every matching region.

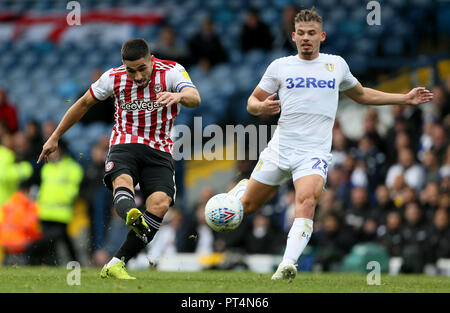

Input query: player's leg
[229,146,290,215]
[101,145,145,279]
[272,172,326,280]
[230,177,278,216]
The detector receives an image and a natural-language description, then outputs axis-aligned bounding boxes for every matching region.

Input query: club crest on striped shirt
[153,83,163,93]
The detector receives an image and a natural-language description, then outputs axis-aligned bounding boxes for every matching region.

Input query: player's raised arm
[343,82,433,106]
[37,90,98,164]
[247,86,281,116]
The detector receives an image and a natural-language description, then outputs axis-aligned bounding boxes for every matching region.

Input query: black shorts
[103,143,176,205]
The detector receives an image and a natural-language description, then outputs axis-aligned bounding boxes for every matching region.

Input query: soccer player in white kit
[227,8,433,280]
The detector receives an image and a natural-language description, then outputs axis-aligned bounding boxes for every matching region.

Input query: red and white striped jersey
[89,58,196,154]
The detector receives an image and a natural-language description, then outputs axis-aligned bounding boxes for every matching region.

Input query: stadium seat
[341,243,390,273]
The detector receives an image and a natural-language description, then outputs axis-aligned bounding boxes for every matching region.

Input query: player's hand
[260,93,281,115]
[156,92,182,107]
[405,87,433,106]
[37,137,58,164]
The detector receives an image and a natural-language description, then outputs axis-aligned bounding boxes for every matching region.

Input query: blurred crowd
[0,4,448,274]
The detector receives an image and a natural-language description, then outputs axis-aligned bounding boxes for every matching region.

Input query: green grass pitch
[0,266,448,293]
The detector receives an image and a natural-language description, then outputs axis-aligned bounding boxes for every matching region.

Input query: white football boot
[227,178,249,198]
[271,262,297,280]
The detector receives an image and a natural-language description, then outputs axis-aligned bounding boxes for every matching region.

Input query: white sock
[229,180,248,201]
[106,257,121,268]
[281,218,313,265]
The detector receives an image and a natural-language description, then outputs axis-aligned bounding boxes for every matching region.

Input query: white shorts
[250,145,332,186]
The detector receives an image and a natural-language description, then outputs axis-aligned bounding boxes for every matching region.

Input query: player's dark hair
[294,7,322,26]
[121,38,150,61]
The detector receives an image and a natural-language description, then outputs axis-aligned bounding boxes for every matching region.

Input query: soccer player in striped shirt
[38,38,201,279]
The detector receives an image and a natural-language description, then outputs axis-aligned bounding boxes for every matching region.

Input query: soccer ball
[204,193,244,232]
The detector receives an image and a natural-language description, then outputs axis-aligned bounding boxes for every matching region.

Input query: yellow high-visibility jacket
[38,155,83,224]
[0,146,33,206]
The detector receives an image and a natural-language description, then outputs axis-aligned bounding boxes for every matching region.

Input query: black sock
[113,187,136,220]
[142,211,163,241]
[114,211,163,263]
[114,230,147,263]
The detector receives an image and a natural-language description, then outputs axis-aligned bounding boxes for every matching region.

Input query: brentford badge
[153,83,163,93]
[105,161,114,172]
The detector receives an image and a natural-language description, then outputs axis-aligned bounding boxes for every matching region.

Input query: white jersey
[258,53,358,155]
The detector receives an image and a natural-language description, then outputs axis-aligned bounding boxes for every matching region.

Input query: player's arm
[155,86,201,108]
[247,86,281,116]
[343,82,433,106]
[37,90,98,163]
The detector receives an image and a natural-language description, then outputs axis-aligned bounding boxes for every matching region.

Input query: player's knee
[146,192,171,217]
[296,196,317,218]
[112,174,134,191]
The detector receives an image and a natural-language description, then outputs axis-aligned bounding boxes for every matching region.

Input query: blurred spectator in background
[369,185,397,227]
[344,186,370,240]
[78,136,112,265]
[41,120,57,141]
[273,4,298,53]
[243,212,284,254]
[188,18,228,67]
[420,181,441,222]
[178,202,215,255]
[430,85,450,120]
[0,182,41,265]
[430,123,448,164]
[315,188,343,231]
[239,8,273,52]
[310,212,355,272]
[352,135,386,190]
[385,147,425,192]
[428,208,450,264]
[326,166,351,207]
[0,132,33,206]
[400,201,429,273]
[23,120,44,164]
[440,145,450,182]
[422,150,441,185]
[79,68,115,126]
[25,142,83,265]
[0,88,18,134]
[362,108,385,154]
[152,25,190,66]
[330,128,350,170]
[377,211,404,257]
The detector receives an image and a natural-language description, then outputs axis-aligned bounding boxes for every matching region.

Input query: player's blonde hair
[294,7,322,26]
